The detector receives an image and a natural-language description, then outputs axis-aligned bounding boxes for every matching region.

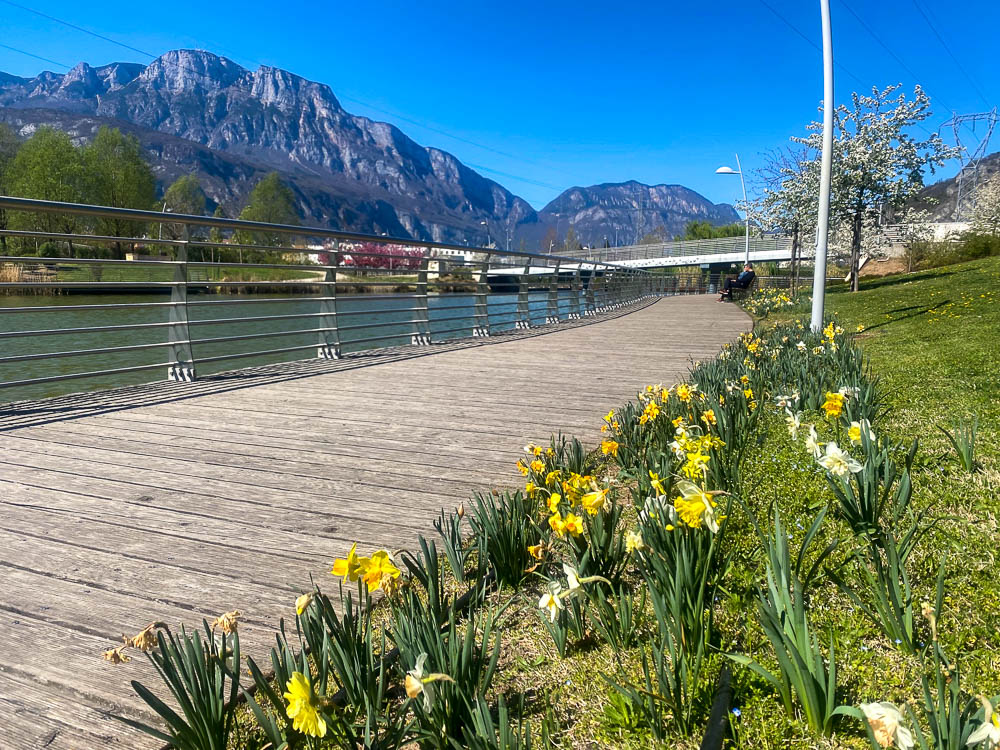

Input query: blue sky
[1,0,998,210]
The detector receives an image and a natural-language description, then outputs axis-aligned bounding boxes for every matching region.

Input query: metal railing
[553,235,796,264]
[0,196,701,402]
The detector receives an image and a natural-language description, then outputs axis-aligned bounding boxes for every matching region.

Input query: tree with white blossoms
[970,173,1000,236]
[754,147,821,293]
[791,84,959,291]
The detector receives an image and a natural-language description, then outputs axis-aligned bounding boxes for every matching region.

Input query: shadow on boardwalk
[0,299,657,432]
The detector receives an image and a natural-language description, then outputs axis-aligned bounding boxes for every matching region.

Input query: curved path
[0,295,749,748]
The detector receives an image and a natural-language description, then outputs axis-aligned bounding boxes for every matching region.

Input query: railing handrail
[551,235,795,263]
[0,195,643,271]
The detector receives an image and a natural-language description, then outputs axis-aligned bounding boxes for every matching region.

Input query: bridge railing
[0,196,674,402]
[554,235,795,264]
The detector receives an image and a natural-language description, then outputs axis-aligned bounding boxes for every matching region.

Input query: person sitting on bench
[719,263,755,301]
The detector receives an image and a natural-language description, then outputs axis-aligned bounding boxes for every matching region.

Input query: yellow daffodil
[525,481,537,497]
[848,419,874,444]
[516,459,529,476]
[295,593,314,616]
[821,391,845,418]
[545,469,562,486]
[672,415,686,428]
[284,672,327,738]
[546,492,563,513]
[743,388,754,400]
[601,439,619,457]
[673,480,722,533]
[639,401,660,425]
[700,409,717,426]
[362,550,401,593]
[676,383,693,402]
[563,512,584,536]
[527,543,545,560]
[530,459,545,473]
[580,487,609,515]
[648,470,667,496]
[331,542,365,583]
[548,512,566,536]
[405,653,455,711]
[625,529,645,553]
[856,323,865,332]
[740,374,750,386]
[603,409,614,423]
[210,610,241,635]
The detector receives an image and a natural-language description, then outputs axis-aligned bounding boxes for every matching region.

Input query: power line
[0,0,587,194]
[0,0,157,60]
[0,42,69,69]
[756,0,867,87]
[910,0,991,109]
[836,0,953,111]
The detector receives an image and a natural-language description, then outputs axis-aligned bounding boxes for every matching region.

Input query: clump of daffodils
[330,543,402,593]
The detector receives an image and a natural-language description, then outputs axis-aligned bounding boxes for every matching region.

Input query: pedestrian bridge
[551,235,796,269]
[0,197,751,748]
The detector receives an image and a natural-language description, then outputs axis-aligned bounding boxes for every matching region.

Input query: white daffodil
[796,340,807,352]
[669,439,686,460]
[785,409,802,438]
[538,581,564,622]
[804,425,823,458]
[818,441,863,477]
[839,385,861,399]
[405,653,455,711]
[775,394,795,409]
[563,564,581,594]
[848,419,876,444]
[968,697,1000,748]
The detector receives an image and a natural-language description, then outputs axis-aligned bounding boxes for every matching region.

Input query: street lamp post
[715,155,750,265]
[479,220,491,249]
[811,0,835,333]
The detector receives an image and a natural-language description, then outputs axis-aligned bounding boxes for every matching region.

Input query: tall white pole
[735,152,749,264]
[810,0,835,332]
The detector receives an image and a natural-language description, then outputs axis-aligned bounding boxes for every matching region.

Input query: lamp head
[715,166,739,175]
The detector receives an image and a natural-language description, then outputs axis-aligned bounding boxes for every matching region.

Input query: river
[0,290,577,402]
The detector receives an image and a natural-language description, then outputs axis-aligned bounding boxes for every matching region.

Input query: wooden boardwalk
[0,295,749,749]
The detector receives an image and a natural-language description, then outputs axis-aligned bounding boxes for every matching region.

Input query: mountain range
[0,49,739,247]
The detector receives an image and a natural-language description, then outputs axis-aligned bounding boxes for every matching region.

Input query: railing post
[472,251,491,337]
[594,270,609,313]
[568,266,583,319]
[516,256,532,329]
[583,267,597,316]
[167,227,196,382]
[412,250,432,345]
[545,259,561,324]
[317,241,341,359]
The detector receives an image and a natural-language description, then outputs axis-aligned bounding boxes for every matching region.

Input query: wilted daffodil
[210,610,241,635]
[295,593,314,616]
[859,702,913,750]
[405,653,455,711]
[818,441,863,477]
[102,644,131,664]
[284,672,327,738]
[129,622,161,652]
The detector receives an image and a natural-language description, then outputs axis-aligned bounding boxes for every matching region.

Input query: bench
[721,275,757,301]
